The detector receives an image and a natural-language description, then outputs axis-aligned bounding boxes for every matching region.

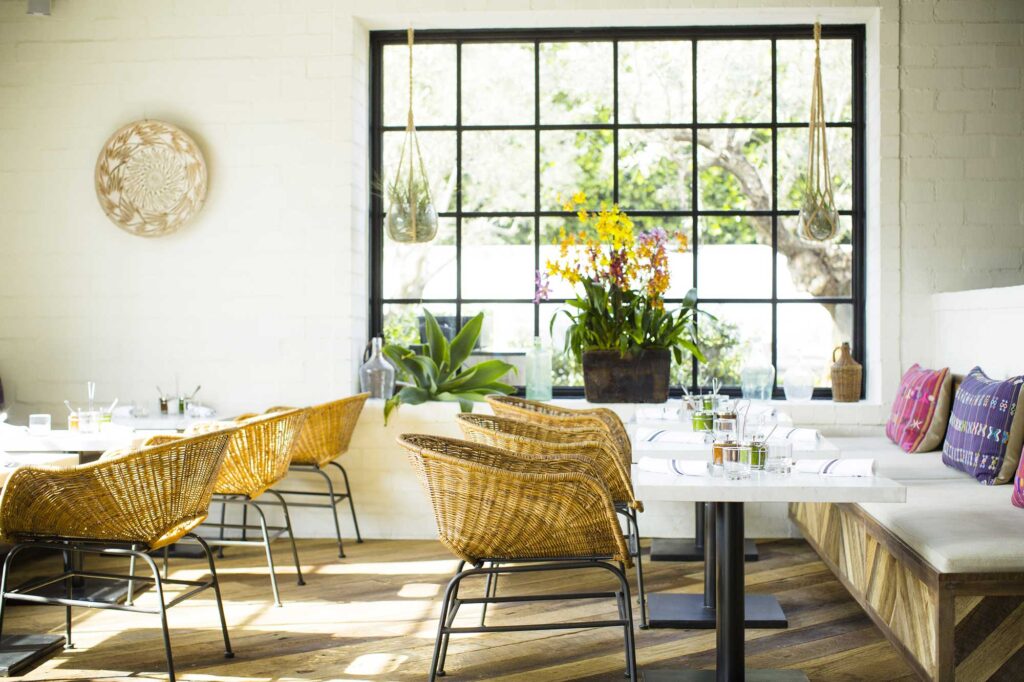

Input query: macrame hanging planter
[800,23,839,242]
[385,28,438,244]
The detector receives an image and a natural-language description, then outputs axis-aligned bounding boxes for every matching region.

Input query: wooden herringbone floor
[5,539,915,681]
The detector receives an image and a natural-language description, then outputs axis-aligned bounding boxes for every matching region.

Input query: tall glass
[766,441,793,475]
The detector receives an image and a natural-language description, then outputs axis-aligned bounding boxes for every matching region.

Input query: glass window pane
[462,218,535,300]
[461,303,534,354]
[777,126,853,211]
[697,129,772,211]
[777,38,853,123]
[697,303,772,386]
[539,217,581,301]
[541,303,583,388]
[383,130,457,213]
[777,303,854,388]
[383,44,456,127]
[539,129,614,210]
[618,41,692,124]
[540,42,614,124]
[462,43,534,125]
[697,40,772,123]
[697,217,772,299]
[631,216,695,299]
[462,130,534,212]
[383,303,457,348]
[777,215,853,299]
[383,218,457,299]
[619,129,692,211]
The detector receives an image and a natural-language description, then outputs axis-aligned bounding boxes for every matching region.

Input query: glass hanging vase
[800,23,839,242]
[385,28,438,244]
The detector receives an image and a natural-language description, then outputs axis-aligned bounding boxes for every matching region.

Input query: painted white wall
[0,0,1021,538]
[930,284,1024,379]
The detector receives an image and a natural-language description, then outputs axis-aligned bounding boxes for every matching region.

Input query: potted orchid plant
[538,192,705,403]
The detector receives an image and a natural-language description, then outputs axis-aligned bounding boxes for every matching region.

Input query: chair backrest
[199,408,309,498]
[0,429,236,550]
[454,412,636,506]
[274,393,369,467]
[485,395,632,466]
[397,433,629,565]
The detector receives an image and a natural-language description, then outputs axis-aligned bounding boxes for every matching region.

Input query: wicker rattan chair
[0,429,237,682]
[265,393,369,558]
[148,408,309,606]
[482,395,649,627]
[398,434,637,681]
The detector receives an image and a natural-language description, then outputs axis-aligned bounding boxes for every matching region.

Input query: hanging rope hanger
[800,22,839,242]
[385,26,438,244]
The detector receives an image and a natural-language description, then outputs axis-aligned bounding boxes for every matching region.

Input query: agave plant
[382,310,516,423]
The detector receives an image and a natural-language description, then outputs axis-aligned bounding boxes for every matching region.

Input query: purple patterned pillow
[942,367,1024,485]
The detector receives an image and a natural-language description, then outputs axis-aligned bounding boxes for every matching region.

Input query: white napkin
[635,428,709,445]
[769,427,821,444]
[795,458,875,477]
[637,456,708,476]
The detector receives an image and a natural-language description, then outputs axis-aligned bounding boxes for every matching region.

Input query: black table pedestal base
[642,668,809,681]
[650,537,759,562]
[0,635,65,676]
[647,593,787,629]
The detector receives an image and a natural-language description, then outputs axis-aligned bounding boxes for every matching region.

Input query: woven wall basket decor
[95,120,207,238]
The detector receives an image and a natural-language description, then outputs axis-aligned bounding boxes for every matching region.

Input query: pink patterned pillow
[1012,448,1024,507]
[886,364,952,453]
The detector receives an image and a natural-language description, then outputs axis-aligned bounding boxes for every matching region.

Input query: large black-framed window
[369,25,866,398]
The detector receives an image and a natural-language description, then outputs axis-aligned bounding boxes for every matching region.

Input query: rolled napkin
[795,458,875,477]
[635,428,709,445]
[637,456,708,477]
[769,427,821,444]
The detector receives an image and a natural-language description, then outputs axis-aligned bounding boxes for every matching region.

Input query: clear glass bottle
[360,337,396,400]
[525,337,552,400]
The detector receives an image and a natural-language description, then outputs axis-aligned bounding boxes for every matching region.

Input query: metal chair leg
[0,545,27,645]
[190,534,234,659]
[217,499,228,559]
[126,545,137,608]
[480,561,499,627]
[133,549,177,682]
[314,465,347,558]
[329,461,363,543]
[248,501,282,606]
[630,509,648,629]
[613,561,638,682]
[436,563,470,677]
[262,490,305,586]
[163,546,170,580]
[63,549,74,649]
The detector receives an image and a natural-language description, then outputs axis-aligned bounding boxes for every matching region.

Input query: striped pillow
[942,367,1024,485]
[886,364,952,453]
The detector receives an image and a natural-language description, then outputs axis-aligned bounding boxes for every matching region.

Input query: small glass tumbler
[692,410,713,432]
[766,441,793,475]
[722,445,751,481]
[28,414,51,435]
[78,409,99,434]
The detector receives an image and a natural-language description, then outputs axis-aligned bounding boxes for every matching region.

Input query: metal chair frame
[432,558,637,681]
[177,492,305,607]
[0,534,232,682]
[266,460,362,558]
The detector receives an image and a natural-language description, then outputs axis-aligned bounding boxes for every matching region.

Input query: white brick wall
[0,0,1020,538]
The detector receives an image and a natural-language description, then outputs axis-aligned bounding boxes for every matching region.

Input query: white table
[637,470,905,682]
[0,429,141,455]
[0,452,78,486]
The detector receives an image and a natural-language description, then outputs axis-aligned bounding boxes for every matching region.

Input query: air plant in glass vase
[540,192,706,403]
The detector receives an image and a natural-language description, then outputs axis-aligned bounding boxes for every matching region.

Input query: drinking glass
[766,441,793,475]
[78,409,99,434]
[722,445,751,480]
[713,416,738,441]
[28,414,51,435]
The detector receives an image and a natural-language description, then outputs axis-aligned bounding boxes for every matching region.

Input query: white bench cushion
[858,479,1024,573]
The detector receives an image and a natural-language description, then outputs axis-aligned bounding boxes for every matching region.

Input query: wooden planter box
[581,349,670,403]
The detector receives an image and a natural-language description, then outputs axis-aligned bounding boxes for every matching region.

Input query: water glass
[766,442,793,475]
[28,414,51,435]
[78,409,99,434]
[722,445,751,480]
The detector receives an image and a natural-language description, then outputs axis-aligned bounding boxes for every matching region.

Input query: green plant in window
[382,310,516,423]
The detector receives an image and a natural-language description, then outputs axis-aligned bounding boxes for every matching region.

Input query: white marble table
[0,429,141,455]
[637,470,906,682]
[0,452,78,486]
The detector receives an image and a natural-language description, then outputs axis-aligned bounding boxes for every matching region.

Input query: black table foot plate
[0,635,65,676]
[648,593,787,629]
[650,538,759,562]
[642,669,809,681]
